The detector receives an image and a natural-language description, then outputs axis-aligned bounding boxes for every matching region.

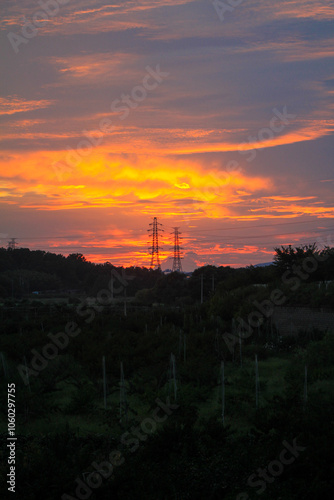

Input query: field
[1,299,334,499]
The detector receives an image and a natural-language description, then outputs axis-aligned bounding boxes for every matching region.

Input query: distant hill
[254,262,273,267]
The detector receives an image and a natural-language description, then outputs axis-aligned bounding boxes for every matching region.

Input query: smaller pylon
[7,238,17,250]
[171,227,183,272]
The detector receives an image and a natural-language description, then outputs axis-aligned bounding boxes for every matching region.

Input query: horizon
[0,243,276,272]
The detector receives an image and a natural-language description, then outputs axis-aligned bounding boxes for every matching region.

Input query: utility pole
[124,286,127,317]
[110,271,114,302]
[200,273,204,304]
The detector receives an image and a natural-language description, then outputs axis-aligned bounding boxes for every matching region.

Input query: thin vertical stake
[183,334,186,363]
[304,365,308,405]
[1,352,8,380]
[102,356,107,409]
[120,361,127,423]
[23,356,31,393]
[222,361,225,425]
[255,354,259,409]
[239,335,242,369]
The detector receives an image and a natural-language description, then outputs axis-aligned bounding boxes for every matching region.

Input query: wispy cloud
[0,96,53,116]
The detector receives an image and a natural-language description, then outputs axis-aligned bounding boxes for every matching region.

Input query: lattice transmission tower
[148,217,163,269]
[171,227,183,272]
[7,238,17,249]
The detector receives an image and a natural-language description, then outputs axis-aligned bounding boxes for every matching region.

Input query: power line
[12,228,333,252]
[183,217,327,233]
[9,218,331,242]
[190,226,334,242]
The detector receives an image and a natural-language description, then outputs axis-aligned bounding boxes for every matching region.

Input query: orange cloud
[0,96,53,116]
[264,0,334,21]
[0,146,272,240]
[49,52,139,85]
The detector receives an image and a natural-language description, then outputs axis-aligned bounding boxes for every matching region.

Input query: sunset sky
[0,0,334,270]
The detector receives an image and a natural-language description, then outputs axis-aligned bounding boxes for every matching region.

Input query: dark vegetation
[0,244,334,499]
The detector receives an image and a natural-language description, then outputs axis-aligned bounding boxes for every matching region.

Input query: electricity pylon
[7,238,17,249]
[148,217,163,269]
[171,227,183,272]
